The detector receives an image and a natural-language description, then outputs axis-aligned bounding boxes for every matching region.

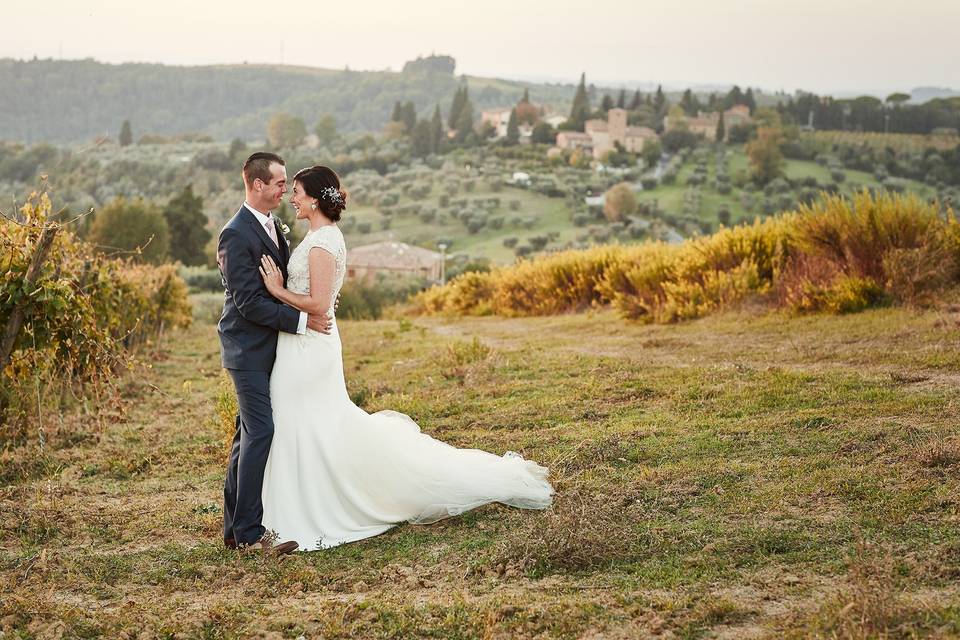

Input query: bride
[257,165,553,551]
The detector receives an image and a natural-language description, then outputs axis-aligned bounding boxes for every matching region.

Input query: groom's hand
[307,313,333,334]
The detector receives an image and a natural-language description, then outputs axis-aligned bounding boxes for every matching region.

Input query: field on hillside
[3,300,960,638]
[634,147,936,233]
[334,144,940,265]
[343,184,574,263]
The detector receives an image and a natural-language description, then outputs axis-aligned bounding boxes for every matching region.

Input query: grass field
[3,300,960,638]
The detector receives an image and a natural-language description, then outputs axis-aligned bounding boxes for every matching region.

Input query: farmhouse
[346,241,444,282]
[665,104,753,142]
[555,108,658,159]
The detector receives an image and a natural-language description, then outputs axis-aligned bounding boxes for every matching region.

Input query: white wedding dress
[261,225,553,550]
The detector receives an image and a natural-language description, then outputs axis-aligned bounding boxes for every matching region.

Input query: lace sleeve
[308,226,339,257]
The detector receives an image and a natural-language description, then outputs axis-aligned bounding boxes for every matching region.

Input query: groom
[217,152,331,555]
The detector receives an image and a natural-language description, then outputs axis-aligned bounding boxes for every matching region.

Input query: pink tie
[265,217,279,247]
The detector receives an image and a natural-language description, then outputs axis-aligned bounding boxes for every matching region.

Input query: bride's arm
[259,250,335,316]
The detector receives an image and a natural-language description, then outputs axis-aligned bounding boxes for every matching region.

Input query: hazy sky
[4,0,958,95]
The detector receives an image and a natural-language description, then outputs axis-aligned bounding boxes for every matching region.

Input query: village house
[346,241,444,282]
[555,108,658,159]
[664,104,752,142]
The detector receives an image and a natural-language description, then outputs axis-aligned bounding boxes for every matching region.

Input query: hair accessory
[320,186,345,206]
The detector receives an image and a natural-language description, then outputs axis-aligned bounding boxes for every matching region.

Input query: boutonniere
[278,221,291,236]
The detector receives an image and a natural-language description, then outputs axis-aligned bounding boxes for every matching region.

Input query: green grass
[2,303,960,637]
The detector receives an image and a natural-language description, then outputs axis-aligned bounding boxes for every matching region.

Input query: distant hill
[911,87,960,104]
[0,58,578,144]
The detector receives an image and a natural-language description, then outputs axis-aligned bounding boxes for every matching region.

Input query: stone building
[345,241,443,282]
[555,108,658,159]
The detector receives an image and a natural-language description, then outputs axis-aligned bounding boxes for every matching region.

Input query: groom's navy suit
[217,205,299,545]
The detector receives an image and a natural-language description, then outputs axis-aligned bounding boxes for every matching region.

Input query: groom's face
[259,162,288,210]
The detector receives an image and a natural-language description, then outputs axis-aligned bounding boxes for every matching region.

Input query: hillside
[0,58,579,144]
[3,304,959,637]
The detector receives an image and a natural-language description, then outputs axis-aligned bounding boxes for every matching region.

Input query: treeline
[0,58,575,143]
[780,93,960,135]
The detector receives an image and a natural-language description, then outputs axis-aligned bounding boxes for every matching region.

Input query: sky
[4,0,958,95]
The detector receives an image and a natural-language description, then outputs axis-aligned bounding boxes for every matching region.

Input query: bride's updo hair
[293,165,348,222]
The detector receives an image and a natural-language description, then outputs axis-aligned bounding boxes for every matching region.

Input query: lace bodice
[286,225,346,316]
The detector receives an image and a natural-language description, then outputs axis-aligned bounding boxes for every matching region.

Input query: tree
[629,90,642,110]
[88,197,170,264]
[430,105,444,153]
[391,101,403,122]
[515,91,540,125]
[601,94,615,113]
[266,112,307,148]
[506,108,520,144]
[753,107,783,129]
[641,139,662,168]
[603,182,637,222]
[400,101,417,133]
[228,138,248,162]
[411,120,433,157]
[661,126,699,153]
[715,111,726,142]
[567,72,591,131]
[453,97,475,143]
[163,185,211,266]
[744,87,756,114]
[448,85,468,130]
[653,85,666,114]
[314,114,337,145]
[725,85,744,109]
[119,120,132,147]
[680,89,700,116]
[531,122,555,144]
[616,89,626,109]
[886,92,911,106]
[746,127,785,185]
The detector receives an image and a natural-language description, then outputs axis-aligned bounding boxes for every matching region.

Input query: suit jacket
[217,205,300,371]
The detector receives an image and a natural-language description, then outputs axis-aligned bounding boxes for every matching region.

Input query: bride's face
[290,181,317,220]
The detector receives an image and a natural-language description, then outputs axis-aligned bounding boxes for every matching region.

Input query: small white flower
[279,222,291,236]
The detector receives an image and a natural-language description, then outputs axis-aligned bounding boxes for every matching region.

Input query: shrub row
[413,191,959,323]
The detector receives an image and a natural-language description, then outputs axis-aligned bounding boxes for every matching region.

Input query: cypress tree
[601,94,614,113]
[653,85,666,114]
[616,89,626,109]
[715,111,726,143]
[744,87,757,114]
[448,85,467,130]
[506,108,520,144]
[567,72,591,131]
[401,101,417,133]
[119,120,133,146]
[629,90,642,110]
[454,96,474,142]
[391,101,403,122]
[430,105,444,153]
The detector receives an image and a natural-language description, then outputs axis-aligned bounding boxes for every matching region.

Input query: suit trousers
[223,369,274,545]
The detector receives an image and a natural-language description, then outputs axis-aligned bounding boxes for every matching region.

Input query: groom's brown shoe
[224,537,237,549]
[241,536,299,556]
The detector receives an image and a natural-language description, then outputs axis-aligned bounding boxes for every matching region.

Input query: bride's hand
[258,255,284,296]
